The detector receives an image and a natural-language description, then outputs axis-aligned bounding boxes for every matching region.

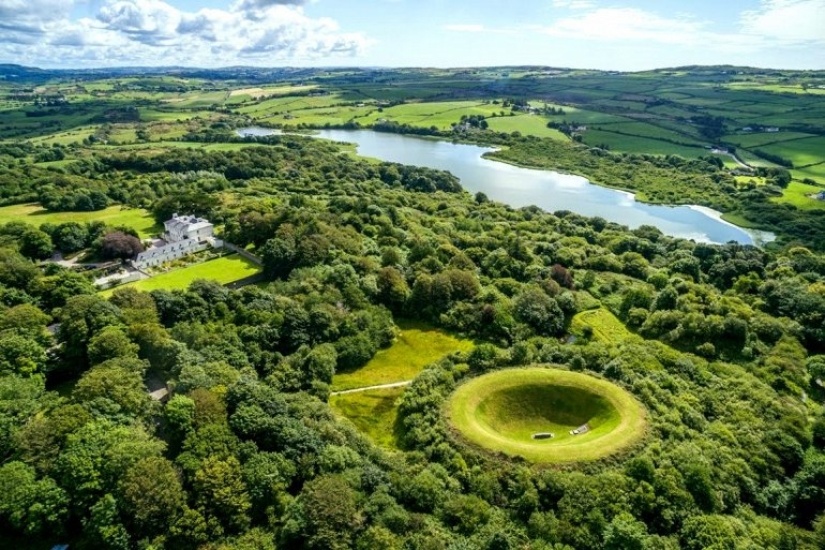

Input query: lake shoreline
[482,150,776,246]
[238,127,774,246]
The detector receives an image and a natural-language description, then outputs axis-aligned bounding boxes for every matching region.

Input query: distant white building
[164,213,214,243]
[133,214,221,270]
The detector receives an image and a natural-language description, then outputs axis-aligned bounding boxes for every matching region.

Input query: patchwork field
[100,254,261,297]
[0,203,160,238]
[331,319,473,391]
[447,368,647,464]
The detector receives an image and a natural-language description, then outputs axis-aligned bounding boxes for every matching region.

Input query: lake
[237,127,774,245]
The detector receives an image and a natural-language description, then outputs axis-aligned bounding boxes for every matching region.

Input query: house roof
[165,214,212,233]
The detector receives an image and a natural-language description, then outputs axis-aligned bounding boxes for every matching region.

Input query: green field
[759,136,825,168]
[0,203,160,238]
[571,308,633,344]
[331,319,473,391]
[101,254,261,297]
[330,387,405,449]
[447,368,647,464]
[485,114,568,139]
[773,181,825,210]
[581,129,708,158]
[722,132,815,148]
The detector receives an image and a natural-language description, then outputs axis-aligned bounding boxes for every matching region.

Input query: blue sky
[1,0,823,70]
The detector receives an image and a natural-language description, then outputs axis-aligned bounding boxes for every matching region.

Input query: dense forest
[2,132,825,550]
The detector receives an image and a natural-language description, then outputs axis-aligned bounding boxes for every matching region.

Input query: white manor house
[133,213,222,269]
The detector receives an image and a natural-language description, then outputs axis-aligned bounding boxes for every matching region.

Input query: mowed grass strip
[330,387,405,449]
[100,254,260,297]
[571,308,632,344]
[447,368,647,464]
[331,319,473,391]
[0,203,160,238]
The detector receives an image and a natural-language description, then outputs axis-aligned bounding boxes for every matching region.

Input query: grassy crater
[447,367,646,464]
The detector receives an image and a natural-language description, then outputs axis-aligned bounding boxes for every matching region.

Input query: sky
[0,0,823,70]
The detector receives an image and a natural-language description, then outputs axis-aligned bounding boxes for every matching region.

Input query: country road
[330,380,412,396]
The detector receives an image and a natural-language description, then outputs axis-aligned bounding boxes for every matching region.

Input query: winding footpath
[330,380,412,396]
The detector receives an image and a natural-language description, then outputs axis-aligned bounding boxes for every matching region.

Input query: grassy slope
[485,114,569,139]
[100,254,260,297]
[0,203,160,238]
[330,387,405,450]
[331,319,473,391]
[447,367,647,464]
[773,181,825,210]
[571,308,632,344]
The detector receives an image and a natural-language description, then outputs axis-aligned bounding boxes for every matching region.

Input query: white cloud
[539,8,706,45]
[740,0,825,43]
[538,1,825,49]
[0,0,369,67]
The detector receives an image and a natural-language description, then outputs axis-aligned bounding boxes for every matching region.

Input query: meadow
[329,387,405,450]
[485,114,568,139]
[0,203,160,238]
[331,319,473,391]
[571,308,632,344]
[100,254,261,297]
[772,181,825,211]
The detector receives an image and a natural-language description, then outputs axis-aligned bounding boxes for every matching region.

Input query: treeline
[753,148,794,168]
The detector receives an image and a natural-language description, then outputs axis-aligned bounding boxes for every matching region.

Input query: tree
[53,222,89,253]
[603,512,649,550]
[72,358,152,420]
[56,420,164,510]
[0,335,47,376]
[87,326,139,365]
[100,231,144,260]
[0,248,39,290]
[376,266,409,312]
[287,475,359,550]
[118,456,185,535]
[19,228,53,260]
[192,456,251,534]
[83,493,131,550]
[0,461,68,536]
[514,286,564,336]
[57,294,122,366]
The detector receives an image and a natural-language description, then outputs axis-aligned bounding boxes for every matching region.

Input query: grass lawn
[100,254,261,297]
[331,319,473,391]
[773,181,825,210]
[0,203,160,238]
[447,368,647,464]
[330,386,405,450]
[571,308,632,344]
[485,114,569,140]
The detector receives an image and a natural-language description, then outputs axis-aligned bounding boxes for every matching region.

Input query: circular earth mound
[447,368,646,463]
